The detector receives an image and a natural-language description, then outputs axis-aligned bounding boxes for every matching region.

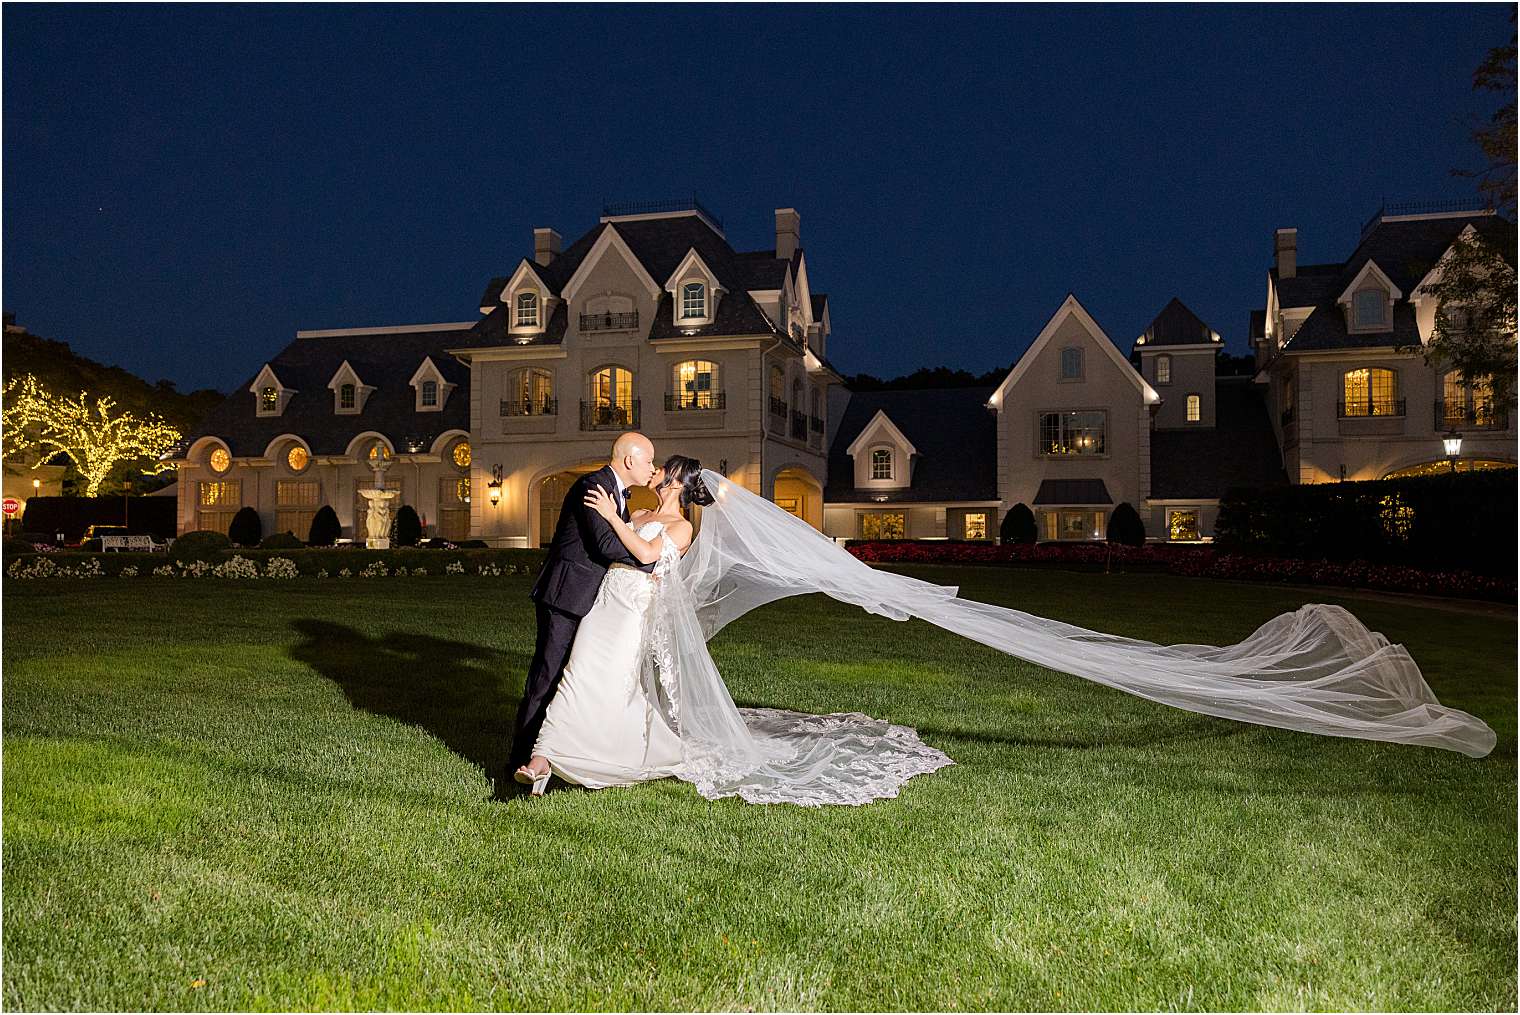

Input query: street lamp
[1443,430,1463,472]
[31,478,40,493]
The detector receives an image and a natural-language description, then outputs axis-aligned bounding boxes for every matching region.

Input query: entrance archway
[772,466,824,530]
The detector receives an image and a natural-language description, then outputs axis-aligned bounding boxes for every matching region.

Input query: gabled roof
[825,386,998,503]
[1336,259,1403,304]
[562,224,663,303]
[1135,297,1220,348]
[990,294,1160,406]
[1149,377,1289,499]
[845,409,919,458]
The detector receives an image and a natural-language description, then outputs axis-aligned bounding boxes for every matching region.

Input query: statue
[358,444,399,549]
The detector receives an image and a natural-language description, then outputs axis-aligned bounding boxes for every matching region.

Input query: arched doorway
[536,466,659,546]
[772,466,824,530]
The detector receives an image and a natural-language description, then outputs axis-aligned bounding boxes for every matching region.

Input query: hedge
[17,495,176,542]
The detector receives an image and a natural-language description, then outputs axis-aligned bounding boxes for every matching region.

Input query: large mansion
[176,201,1515,546]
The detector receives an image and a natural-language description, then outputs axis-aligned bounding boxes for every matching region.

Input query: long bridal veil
[662,469,1494,790]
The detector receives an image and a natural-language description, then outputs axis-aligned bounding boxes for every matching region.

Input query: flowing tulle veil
[651,469,1494,803]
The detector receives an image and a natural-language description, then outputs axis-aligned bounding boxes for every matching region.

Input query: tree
[1424,23,1519,411]
[2,374,181,496]
[308,505,340,546]
[999,503,1037,544]
[228,506,262,547]
[395,505,422,546]
[1106,502,1146,547]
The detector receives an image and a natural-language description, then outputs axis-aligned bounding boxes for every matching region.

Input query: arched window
[673,360,719,409]
[1342,367,1398,417]
[503,367,554,416]
[769,365,786,419]
[515,291,540,328]
[259,386,278,412]
[1185,394,1201,422]
[450,439,471,470]
[871,448,893,480]
[421,379,438,407]
[1156,355,1171,384]
[286,445,309,472]
[208,447,230,473]
[681,281,706,319]
[589,366,634,427]
[339,383,356,410]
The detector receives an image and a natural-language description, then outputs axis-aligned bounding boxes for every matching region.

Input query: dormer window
[421,380,438,407]
[516,291,540,328]
[1061,347,1083,380]
[328,360,374,415]
[681,282,706,319]
[1353,289,1386,329]
[339,384,356,410]
[259,386,278,413]
[871,449,893,480]
[1156,355,1171,384]
[409,357,456,412]
[250,364,293,417]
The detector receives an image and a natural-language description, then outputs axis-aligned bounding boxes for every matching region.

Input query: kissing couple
[504,434,1492,808]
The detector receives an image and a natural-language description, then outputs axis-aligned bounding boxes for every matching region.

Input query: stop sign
[2,497,20,517]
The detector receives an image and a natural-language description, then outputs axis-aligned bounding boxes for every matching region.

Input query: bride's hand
[584,485,617,520]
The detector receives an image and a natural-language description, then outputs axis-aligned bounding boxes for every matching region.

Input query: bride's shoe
[513,763,551,796]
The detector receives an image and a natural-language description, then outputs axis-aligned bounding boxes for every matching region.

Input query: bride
[514,459,1495,806]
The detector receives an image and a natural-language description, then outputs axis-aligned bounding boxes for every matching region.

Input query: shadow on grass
[288,619,529,801]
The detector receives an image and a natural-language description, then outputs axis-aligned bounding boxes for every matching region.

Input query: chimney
[534,227,562,267]
[775,208,801,262]
[1274,227,1297,280]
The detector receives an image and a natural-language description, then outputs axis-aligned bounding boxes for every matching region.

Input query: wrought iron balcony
[791,411,808,440]
[769,395,787,418]
[1434,400,1508,431]
[1336,398,1405,418]
[500,397,558,417]
[665,391,726,411]
[579,311,639,333]
[580,399,640,430]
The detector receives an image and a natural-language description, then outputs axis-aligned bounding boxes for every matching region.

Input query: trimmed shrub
[395,505,422,547]
[228,507,262,547]
[171,529,232,562]
[259,532,304,550]
[308,505,340,546]
[1106,502,1146,547]
[1000,503,1037,544]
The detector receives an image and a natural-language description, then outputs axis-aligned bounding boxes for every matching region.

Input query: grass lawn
[3,567,1514,1011]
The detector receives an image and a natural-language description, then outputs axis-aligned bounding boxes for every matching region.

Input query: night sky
[3,4,1511,394]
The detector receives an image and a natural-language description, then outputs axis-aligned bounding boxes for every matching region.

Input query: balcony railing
[665,391,726,411]
[769,395,787,419]
[580,399,640,430]
[791,411,808,440]
[1434,400,1508,431]
[579,311,639,333]
[1336,398,1405,418]
[1280,407,1295,426]
[501,397,558,417]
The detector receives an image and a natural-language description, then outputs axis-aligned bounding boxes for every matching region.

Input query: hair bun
[686,474,715,507]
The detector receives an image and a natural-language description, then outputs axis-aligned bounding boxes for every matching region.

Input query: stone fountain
[358,452,399,549]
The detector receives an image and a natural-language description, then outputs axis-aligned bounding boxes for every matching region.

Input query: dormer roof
[990,294,1161,407]
[1133,298,1222,349]
[846,409,919,458]
[1337,259,1403,305]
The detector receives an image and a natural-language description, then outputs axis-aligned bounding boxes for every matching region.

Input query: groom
[508,431,659,775]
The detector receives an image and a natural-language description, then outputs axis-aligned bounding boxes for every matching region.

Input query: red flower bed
[844,541,1515,602]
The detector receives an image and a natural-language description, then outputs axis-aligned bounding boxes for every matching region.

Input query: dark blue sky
[4,4,1510,393]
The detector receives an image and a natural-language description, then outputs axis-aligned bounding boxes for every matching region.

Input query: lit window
[340,383,356,410]
[1061,348,1083,379]
[209,447,231,473]
[590,366,634,426]
[1353,290,1384,329]
[287,446,309,472]
[681,282,706,319]
[1039,410,1106,456]
[1186,394,1201,422]
[1156,355,1171,384]
[516,291,540,328]
[259,386,278,412]
[964,513,987,540]
[861,512,905,540]
[451,441,471,469]
[1343,367,1398,416]
[871,449,893,480]
[675,360,718,408]
[421,380,438,407]
[368,442,390,462]
[1168,510,1199,541]
[503,368,554,415]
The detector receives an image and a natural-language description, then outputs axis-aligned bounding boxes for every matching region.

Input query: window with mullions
[674,360,719,408]
[516,291,540,328]
[1038,410,1106,456]
[871,448,893,480]
[681,282,706,319]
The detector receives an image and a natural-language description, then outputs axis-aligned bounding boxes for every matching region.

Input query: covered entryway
[773,466,824,530]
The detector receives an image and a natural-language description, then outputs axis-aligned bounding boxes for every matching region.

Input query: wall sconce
[488,464,503,506]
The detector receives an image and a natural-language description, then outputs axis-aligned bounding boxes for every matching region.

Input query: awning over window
[1032,479,1113,505]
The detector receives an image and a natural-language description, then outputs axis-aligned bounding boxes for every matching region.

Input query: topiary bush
[1000,503,1037,544]
[1106,502,1146,547]
[308,505,340,546]
[171,529,232,562]
[259,531,304,550]
[395,505,422,547]
[228,507,262,547]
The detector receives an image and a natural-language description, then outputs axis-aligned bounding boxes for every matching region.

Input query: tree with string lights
[2,374,182,497]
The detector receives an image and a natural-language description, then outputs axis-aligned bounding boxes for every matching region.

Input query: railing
[579,311,639,333]
[1361,198,1494,240]
[768,396,787,419]
[580,399,640,430]
[601,195,723,231]
[1280,407,1295,426]
[665,391,726,411]
[501,397,558,417]
[1434,400,1508,431]
[1337,399,1405,418]
[791,411,808,440]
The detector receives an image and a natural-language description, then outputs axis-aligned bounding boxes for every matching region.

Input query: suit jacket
[530,465,655,617]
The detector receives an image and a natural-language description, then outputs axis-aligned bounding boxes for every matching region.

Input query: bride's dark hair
[659,455,714,509]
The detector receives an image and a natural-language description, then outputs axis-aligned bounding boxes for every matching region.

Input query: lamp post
[1443,430,1463,473]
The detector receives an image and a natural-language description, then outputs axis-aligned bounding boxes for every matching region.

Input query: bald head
[609,431,656,488]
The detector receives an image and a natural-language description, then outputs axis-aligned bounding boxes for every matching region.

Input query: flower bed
[5,547,549,579]
[845,541,1516,602]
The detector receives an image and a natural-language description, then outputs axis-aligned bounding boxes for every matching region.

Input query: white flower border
[6,555,531,580]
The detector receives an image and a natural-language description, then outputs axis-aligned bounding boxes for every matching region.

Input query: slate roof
[825,386,998,503]
[1032,479,1112,505]
[1270,263,1342,309]
[1138,297,1217,346]
[1149,377,1289,499]
[187,327,472,458]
